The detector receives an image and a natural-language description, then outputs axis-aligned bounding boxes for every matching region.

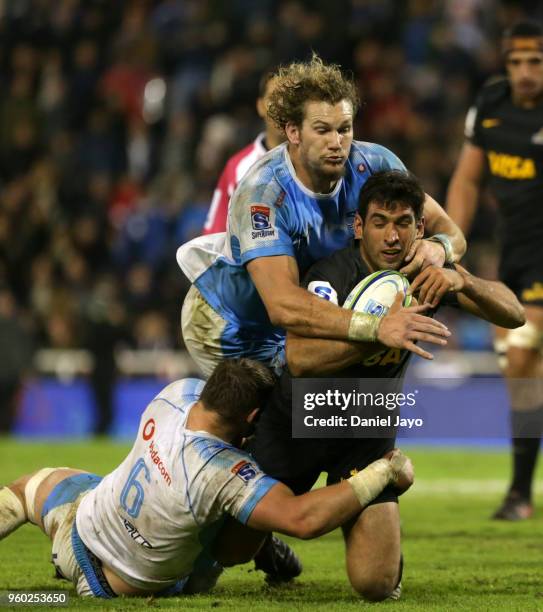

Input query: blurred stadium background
[0,0,540,437]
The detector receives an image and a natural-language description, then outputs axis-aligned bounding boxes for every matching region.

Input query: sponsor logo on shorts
[231,460,257,484]
[147,440,172,486]
[142,418,155,441]
[122,518,153,548]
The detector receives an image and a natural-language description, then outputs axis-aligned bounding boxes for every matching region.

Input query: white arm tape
[347,459,392,507]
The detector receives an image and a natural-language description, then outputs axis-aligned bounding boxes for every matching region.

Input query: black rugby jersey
[467,77,543,248]
[270,243,457,419]
[302,242,411,379]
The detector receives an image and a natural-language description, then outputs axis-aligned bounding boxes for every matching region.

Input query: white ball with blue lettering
[342,270,411,316]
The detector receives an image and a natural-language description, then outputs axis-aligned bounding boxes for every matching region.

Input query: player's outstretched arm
[248,256,450,350]
[445,142,486,235]
[401,194,467,277]
[410,264,525,328]
[286,293,451,375]
[247,450,413,540]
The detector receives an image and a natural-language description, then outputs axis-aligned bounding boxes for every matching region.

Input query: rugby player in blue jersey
[178,55,465,377]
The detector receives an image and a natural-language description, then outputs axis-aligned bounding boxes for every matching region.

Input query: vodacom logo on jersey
[142,418,155,440]
[141,418,172,486]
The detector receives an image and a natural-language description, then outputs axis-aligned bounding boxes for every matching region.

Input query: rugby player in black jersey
[447,20,543,520]
[250,170,524,601]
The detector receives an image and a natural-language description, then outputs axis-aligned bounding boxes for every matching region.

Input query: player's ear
[246,407,260,424]
[416,216,425,240]
[285,122,301,145]
[256,96,266,119]
[353,212,363,239]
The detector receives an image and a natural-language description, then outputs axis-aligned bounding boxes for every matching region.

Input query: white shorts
[41,473,112,597]
[181,284,227,378]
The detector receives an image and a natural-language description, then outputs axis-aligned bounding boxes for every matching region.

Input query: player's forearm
[423,194,466,262]
[456,265,526,328]
[445,174,480,236]
[286,333,381,376]
[278,482,367,540]
[267,285,357,339]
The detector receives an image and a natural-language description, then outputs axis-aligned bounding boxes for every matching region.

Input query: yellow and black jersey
[466,76,543,248]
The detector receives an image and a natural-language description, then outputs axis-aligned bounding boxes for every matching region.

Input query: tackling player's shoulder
[152,378,205,411]
[230,144,286,206]
[350,140,406,174]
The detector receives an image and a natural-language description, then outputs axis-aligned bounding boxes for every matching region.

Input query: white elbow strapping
[347,459,392,507]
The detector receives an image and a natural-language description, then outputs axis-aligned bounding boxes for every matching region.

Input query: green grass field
[1,439,542,611]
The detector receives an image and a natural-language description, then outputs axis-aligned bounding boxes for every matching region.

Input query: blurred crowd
[0,0,540,426]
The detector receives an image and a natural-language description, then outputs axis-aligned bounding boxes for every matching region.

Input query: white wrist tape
[388,450,408,484]
[347,459,392,507]
[0,487,26,539]
[348,311,380,342]
[427,234,454,264]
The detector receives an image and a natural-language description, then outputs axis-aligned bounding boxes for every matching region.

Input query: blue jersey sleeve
[187,439,278,525]
[228,158,296,265]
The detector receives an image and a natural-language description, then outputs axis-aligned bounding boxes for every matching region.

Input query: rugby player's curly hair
[267,54,360,129]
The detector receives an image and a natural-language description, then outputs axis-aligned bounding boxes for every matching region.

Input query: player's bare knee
[350,570,397,602]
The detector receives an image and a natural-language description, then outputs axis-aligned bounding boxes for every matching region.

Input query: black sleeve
[302,250,355,307]
[465,77,508,148]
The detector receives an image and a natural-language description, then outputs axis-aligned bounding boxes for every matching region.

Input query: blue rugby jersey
[177,141,406,365]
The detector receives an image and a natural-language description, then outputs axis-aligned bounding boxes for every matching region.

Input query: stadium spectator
[0,287,33,433]
[447,20,543,521]
[0,359,413,598]
[202,70,285,235]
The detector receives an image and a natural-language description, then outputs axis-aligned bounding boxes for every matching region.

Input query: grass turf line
[0,439,542,610]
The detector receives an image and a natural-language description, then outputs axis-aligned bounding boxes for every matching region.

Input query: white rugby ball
[342,270,411,317]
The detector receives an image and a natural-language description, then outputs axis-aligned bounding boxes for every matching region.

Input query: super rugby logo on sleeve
[250,205,276,239]
[307,281,338,305]
[231,460,257,484]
